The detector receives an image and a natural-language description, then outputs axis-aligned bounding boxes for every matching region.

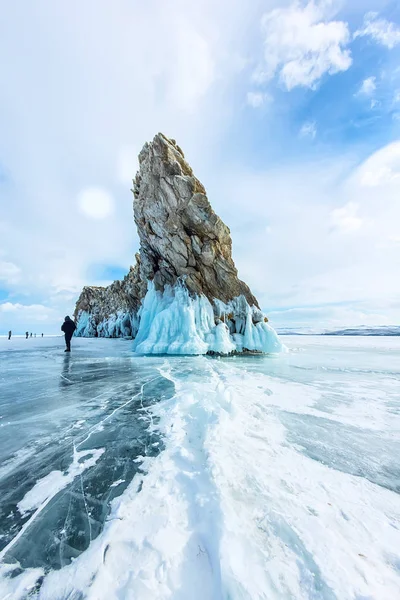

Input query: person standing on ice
[61,316,76,353]
[25,331,29,339]
[8,330,11,340]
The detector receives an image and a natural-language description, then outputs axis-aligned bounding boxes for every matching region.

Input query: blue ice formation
[75,281,282,355]
[132,282,282,355]
[75,310,138,339]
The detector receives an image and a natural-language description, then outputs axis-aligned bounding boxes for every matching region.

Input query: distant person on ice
[25,331,29,339]
[61,316,76,353]
[8,330,11,340]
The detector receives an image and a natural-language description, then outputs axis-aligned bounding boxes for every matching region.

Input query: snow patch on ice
[17,447,104,516]
[0,562,44,600]
[110,479,125,488]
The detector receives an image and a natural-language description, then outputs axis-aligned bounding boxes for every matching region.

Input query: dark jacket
[61,318,76,336]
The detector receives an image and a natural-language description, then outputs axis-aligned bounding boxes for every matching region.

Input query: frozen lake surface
[0,335,399,599]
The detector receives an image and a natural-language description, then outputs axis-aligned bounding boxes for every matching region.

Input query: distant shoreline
[1,331,399,338]
[278,328,400,337]
[278,333,400,337]
[0,334,61,338]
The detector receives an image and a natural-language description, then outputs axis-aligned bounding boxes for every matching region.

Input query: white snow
[110,479,125,488]
[1,337,400,599]
[0,446,105,583]
[0,563,43,600]
[70,359,400,599]
[133,281,283,355]
[17,447,104,516]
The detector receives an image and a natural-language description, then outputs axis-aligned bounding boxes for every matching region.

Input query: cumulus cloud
[256,0,352,90]
[246,91,272,108]
[0,302,56,333]
[0,260,21,283]
[330,202,362,233]
[356,76,376,97]
[299,121,317,139]
[212,137,400,323]
[0,302,45,314]
[1,0,399,331]
[357,141,400,187]
[355,12,400,49]
[0,0,244,322]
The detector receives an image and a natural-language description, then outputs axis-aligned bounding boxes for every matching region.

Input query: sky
[0,0,400,334]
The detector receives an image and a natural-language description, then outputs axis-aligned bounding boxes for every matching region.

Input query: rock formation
[73,264,141,338]
[74,133,282,354]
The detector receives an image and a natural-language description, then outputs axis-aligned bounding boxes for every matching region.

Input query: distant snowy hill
[323,326,400,336]
[277,326,400,336]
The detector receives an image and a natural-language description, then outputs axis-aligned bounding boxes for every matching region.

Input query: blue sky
[0,0,400,333]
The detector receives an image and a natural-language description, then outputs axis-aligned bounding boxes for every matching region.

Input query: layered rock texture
[74,133,281,354]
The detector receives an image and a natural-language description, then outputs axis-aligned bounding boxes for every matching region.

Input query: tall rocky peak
[74,133,271,344]
[132,133,258,307]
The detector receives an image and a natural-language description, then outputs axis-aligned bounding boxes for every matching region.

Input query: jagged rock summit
[74,133,282,355]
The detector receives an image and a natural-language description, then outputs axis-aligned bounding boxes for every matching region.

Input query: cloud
[269,301,397,329]
[356,141,400,186]
[355,12,400,49]
[0,302,45,314]
[77,187,114,220]
[255,0,352,90]
[0,0,244,316]
[246,91,272,108]
[356,76,376,96]
[1,0,399,332]
[0,302,56,333]
[330,202,362,233]
[299,121,317,139]
[212,137,400,324]
[0,260,21,283]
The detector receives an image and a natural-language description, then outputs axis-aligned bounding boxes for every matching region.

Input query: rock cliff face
[74,133,282,354]
[73,263,141,338]
[132,134,258,307]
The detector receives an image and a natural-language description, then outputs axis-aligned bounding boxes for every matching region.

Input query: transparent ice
[0,335,400,599]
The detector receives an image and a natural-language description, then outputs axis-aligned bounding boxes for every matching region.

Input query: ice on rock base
[133,281,282,355]
[75,310,138,339]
